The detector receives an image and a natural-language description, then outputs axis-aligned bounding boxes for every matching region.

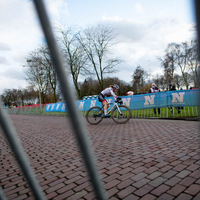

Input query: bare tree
[58,26,90,98]
[159,42,195,89]
[25,45,58,103]
[157,45,176,86]
[174,74,183,90]
[1,89,15,106]
[183,72,193,89]
[152,74,171,91]
[1,87,38,106]
[79,78,100,99]
[38,45,58,103]
[25,52,46,104]
[159,75,168,91]
[187,39,200,87]
[132,66,148,94]
[152,74,161,88]
[24,86,38,104]
[171,42,190,89]
[76,23,123,90]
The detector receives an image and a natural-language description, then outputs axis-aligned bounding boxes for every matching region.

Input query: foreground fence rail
[0,102,46,200]
[0,0,107,199]
[1,0,200,199]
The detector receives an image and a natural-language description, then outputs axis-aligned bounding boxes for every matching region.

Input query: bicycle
[85,97,131,125]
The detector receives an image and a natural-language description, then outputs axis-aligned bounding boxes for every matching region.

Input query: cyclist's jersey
[101,87,117,100]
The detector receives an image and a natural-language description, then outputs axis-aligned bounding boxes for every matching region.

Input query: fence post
[32,0,107,199]
[0,101,45,200]
[0,186,6,200]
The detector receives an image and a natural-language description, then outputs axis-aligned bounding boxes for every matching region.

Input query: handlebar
[115,98,123,105]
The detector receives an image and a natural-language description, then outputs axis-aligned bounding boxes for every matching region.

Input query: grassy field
[131,106,199,118]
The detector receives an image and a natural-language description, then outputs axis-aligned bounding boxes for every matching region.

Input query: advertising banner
[45,90,199,112]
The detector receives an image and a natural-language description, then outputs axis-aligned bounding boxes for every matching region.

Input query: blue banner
[45,89,199,112]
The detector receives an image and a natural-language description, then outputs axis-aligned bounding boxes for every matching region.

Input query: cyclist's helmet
[113,84,119,90]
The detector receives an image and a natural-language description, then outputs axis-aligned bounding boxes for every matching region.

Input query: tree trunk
[53,88,56,103]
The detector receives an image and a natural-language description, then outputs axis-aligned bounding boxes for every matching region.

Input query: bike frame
[86,100,130,125]
[104,102,122,115]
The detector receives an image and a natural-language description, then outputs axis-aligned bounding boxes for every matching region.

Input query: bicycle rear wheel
[111,105,131,124]
[86,107,103,125]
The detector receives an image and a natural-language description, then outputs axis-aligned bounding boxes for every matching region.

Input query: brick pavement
[0,115,200,200]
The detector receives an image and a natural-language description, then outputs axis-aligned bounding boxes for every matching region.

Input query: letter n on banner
[122,98,131,106]
[107,99,112,104]
[90,100,96,108]
[171,92,185,102]
[144,95,155,105]
[61,103,66,111]
[79,102,85,109]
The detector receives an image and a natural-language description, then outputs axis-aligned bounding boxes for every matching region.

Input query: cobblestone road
[0,115,200,200]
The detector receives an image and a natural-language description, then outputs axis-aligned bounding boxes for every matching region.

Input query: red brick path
[0,115,200,199]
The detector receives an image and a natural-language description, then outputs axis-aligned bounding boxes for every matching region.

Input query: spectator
[4,103,8,109]
[148,83,161,115]
[126,91,134,96]
[169,84,181,114]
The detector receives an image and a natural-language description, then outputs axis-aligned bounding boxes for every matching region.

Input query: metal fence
[6,105,199,119]
[1,0,200,200]
[0,0,107,199]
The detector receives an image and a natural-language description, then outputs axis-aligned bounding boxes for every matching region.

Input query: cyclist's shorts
[98,93,106,102]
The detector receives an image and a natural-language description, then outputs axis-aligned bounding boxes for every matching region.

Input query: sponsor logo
[144,95,155,105]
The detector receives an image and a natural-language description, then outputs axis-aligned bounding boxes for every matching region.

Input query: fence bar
[195,0,200,120]
[0,101,45,200]
[167,107,168,118]
[7,105,200,119]
[0,186,7,200]
[33,0,107,199]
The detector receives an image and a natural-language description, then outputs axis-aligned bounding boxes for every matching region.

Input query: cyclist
[98,84,119,117]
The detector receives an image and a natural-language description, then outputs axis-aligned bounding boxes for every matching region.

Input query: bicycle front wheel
[86,107,103,125]
[111,105,131,124]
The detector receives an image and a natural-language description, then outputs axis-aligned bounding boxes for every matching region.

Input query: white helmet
[113,84,119,90]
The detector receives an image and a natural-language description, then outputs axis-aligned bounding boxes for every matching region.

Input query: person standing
[148,83,161,115]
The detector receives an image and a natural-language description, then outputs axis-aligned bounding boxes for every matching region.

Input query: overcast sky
[0,0,197,94]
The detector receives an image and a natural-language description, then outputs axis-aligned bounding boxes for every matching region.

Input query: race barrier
[45,89,199,112]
